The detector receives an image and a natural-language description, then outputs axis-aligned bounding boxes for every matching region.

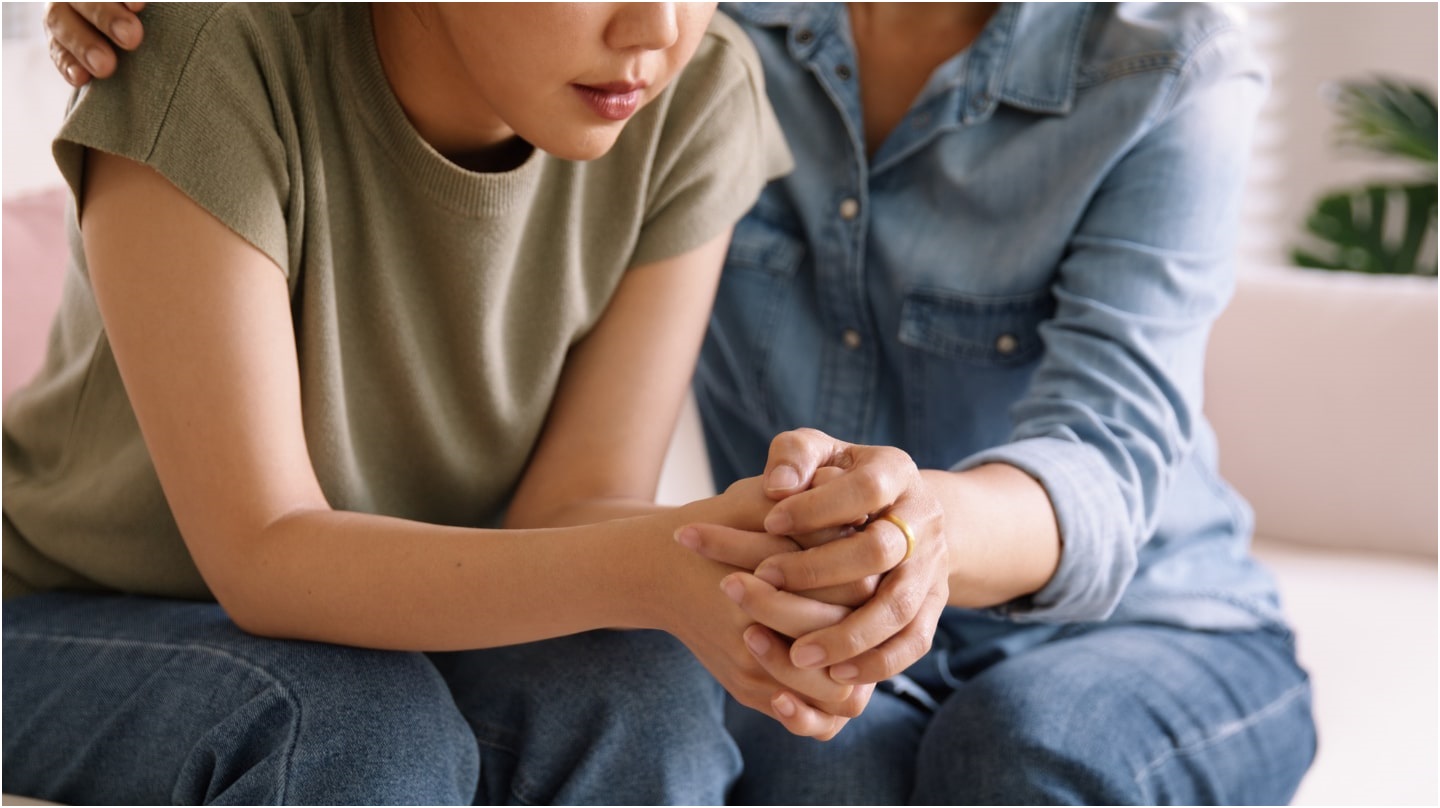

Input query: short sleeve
[629,13,793,268]
[51,3,293,275]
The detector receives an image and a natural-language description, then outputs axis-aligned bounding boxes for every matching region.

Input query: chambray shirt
[698,2,1288,633]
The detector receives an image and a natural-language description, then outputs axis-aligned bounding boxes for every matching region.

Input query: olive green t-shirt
[3,3,791,600]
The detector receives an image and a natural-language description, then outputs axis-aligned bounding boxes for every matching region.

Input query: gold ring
[877,512,916,565]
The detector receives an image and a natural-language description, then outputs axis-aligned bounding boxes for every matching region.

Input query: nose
[606,2,680,51]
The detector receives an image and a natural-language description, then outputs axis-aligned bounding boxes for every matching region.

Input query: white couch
[1205,265,1437,806]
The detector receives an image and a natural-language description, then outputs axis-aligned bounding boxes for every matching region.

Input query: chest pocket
[899,287,1055,366]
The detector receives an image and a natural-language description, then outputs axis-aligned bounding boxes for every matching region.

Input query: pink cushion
[3,188,70,401]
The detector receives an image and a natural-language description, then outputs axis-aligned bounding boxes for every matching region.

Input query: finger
[754,519,908,592]
[68,2,145,50]
[796,575,879,609]
[770,682,876,741]
[44,3,113,79]
[720,572,852,639]
[741,625,851,705]
[762,428,851,499]
[769,691,849,740]
[828,587,948,685]
[49,38,92,88]
[767,447,916,535]
[786,562,931,669]
[675,524,799,571]
[788,523,856,551]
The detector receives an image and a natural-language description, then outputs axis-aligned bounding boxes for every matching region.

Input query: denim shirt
[698,2,1288,632]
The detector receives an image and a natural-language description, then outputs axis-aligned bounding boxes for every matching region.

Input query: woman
[5,3,816,804]
[684,3,1319,803]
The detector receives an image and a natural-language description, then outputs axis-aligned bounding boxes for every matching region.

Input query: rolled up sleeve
[954,28,1266,623]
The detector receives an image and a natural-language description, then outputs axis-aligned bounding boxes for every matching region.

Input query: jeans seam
[1132,679,1311,787]
[8,631,304,803]
[469,724,541,806]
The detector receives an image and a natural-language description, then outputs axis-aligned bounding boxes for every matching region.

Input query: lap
[431,629,738,805]
[914,622,1316,805]
[4,591,477,805]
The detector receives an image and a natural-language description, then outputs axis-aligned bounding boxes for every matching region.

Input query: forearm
[920,464,1061,608]
[211,505,706,651]
[505,496,671,528]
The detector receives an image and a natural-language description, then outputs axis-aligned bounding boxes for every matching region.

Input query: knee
[556,630,730,742]
[914,675,1145,805]
[182,642,477,805]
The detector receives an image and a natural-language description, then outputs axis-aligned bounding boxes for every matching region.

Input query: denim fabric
[701,2,1287,631]
[3,592,740,805]
[726,620,1315,805]
[703,4,1316,803]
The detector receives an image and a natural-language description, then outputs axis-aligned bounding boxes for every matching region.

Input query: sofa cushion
[1206,265,1438,557]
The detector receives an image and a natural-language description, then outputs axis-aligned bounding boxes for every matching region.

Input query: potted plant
[1291,77,1437,275]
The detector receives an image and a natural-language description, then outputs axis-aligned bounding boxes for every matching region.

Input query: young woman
[4,3,821,804]
[42,2,1320,804]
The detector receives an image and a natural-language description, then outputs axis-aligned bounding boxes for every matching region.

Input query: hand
[662,474,873,739]
[658,545,870,741]
[676,467,879,607]
[43,2,145,87]
[754,428,950,686]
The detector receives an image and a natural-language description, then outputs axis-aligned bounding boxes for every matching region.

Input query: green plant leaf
[1330,77,1438,165]
[1291,182,1437,275]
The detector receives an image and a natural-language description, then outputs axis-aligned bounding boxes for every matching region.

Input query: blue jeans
[726,618,1316,805]
[3,592,741,805]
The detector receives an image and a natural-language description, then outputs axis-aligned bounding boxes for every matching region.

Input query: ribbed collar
[333,5,545,218]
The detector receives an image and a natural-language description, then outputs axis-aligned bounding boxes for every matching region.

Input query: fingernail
[111,19,136,48]
[764,510,793,535]
[744,628,771,656]
[767,464,800,491]
[720,576,744,605]
[754,565,784,589]
[773,693,797,718]
[64,64,79,85]
[831,663,859,682]
[674,527,699,551]
[81,48,102,73]
[793,644,825,668]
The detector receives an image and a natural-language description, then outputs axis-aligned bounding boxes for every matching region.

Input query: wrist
[614,501,724,634]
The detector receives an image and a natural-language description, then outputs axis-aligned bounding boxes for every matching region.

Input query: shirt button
[995,334,1019,355]
[839,198,860,220]
[842,329,863,350]
[835,64,853,80]
[795,29,814,44]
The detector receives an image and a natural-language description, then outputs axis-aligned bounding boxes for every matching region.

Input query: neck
[370,4,529,171]
[849,3,999,33]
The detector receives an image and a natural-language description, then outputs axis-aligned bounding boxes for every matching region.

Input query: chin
[535,127,625,162]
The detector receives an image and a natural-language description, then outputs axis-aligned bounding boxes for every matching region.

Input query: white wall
[1242,2,1439,267]
[3,3,72,198]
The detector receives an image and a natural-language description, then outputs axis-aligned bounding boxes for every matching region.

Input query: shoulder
[1078,3,1260,84]
[61,2,310,148]
[54,2,319,273]
[672,10,769,108]
[620,7,782,164]
[113,3,306,73]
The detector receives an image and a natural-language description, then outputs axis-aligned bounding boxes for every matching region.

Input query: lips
[573,81,647,121]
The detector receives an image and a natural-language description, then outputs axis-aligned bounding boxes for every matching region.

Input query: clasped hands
[676,428,949,740]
